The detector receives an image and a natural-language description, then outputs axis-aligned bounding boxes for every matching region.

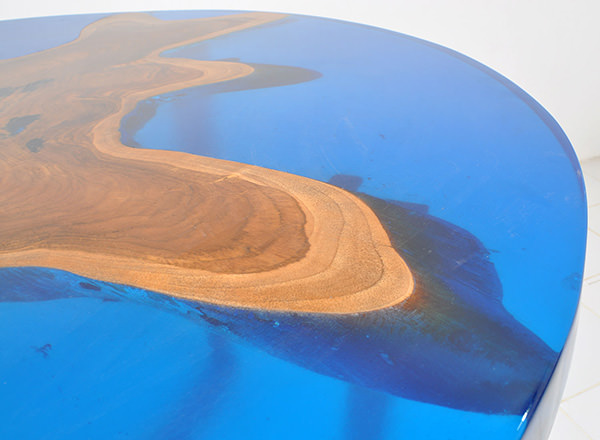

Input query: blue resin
[0,11,586,439]
[0,267,525,439]
[127,13,585,351]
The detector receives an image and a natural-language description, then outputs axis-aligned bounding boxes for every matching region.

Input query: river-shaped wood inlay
[0,12,414,313]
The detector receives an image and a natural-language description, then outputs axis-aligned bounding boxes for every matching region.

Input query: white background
[1,0,598,161]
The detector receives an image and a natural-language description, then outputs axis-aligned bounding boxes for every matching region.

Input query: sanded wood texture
[0,13,414,313]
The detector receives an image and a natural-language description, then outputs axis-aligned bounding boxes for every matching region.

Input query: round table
[0,10,586,440]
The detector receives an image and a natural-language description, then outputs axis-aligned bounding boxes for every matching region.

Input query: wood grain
[0,12,414,313]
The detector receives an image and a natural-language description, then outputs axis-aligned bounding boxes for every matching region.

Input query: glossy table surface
[0,11,587,439]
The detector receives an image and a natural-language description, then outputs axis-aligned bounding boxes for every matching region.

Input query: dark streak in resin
[32,343,52,358]
[79,281,101,291]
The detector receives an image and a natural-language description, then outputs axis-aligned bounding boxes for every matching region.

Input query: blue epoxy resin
[0,11,585,440]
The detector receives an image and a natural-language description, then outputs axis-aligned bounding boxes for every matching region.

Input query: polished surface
[548,157,600,440]
[0,11,586,439]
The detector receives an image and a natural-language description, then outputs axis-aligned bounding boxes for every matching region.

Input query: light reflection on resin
[0,10,585,440]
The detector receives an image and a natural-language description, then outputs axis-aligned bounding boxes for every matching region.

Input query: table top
[0,11,587,440]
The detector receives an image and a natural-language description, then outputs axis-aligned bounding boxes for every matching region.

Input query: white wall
[2,0,599,161]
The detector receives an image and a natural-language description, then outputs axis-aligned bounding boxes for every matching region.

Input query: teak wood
[0,13,413,313]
